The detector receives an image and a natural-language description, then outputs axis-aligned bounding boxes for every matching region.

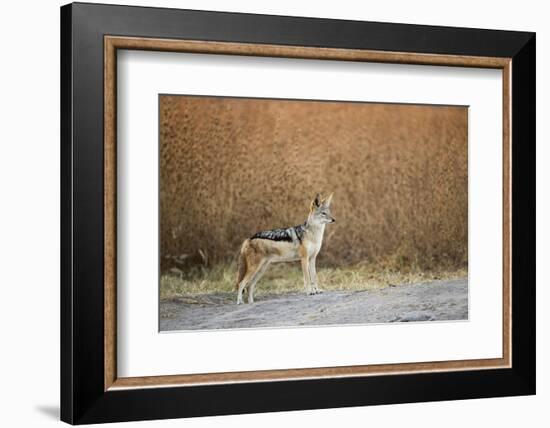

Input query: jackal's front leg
[309,256,322,294]
[301,257,314,295]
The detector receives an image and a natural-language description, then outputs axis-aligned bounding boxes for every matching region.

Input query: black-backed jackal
[235,193,335,304]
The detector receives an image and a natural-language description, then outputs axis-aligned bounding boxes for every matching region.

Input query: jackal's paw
[314,288,323,294]
[306,290,316,296]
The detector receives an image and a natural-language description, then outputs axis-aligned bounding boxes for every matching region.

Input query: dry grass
[160,96,468,274]
[160,261,467,300]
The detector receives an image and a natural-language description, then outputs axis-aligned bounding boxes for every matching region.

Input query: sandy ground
[160,278,468,331]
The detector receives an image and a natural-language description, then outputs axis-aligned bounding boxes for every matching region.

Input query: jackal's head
[308,193,335,225]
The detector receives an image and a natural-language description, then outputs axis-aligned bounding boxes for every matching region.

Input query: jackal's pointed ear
[311,193,321,209]
[322,193,334,207]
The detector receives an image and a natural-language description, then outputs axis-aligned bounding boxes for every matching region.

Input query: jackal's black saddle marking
[251,223,306,243]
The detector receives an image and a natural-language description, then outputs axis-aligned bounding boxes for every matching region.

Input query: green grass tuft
[160,261,467,300]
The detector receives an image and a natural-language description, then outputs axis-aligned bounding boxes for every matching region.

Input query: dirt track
[160,278,467,331]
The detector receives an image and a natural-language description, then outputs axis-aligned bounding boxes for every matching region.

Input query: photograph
[159,95,469,331]
[52,1,536,425]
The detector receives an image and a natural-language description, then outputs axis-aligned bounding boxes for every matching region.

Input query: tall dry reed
[160,96,468,273]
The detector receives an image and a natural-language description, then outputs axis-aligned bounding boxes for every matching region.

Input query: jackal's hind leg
[247,260,270,304]
[237,269,253,305]
[237,258,266,304]
[236,278,248,305]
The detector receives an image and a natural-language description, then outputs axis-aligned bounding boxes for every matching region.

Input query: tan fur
[236,193,335,304]
[234,240,249,290]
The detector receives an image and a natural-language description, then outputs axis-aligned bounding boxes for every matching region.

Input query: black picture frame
[61,2,535,424]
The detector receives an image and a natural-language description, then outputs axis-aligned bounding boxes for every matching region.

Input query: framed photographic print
[60,2,535,424]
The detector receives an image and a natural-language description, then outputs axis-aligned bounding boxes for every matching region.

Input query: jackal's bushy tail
[235,240,248,290]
